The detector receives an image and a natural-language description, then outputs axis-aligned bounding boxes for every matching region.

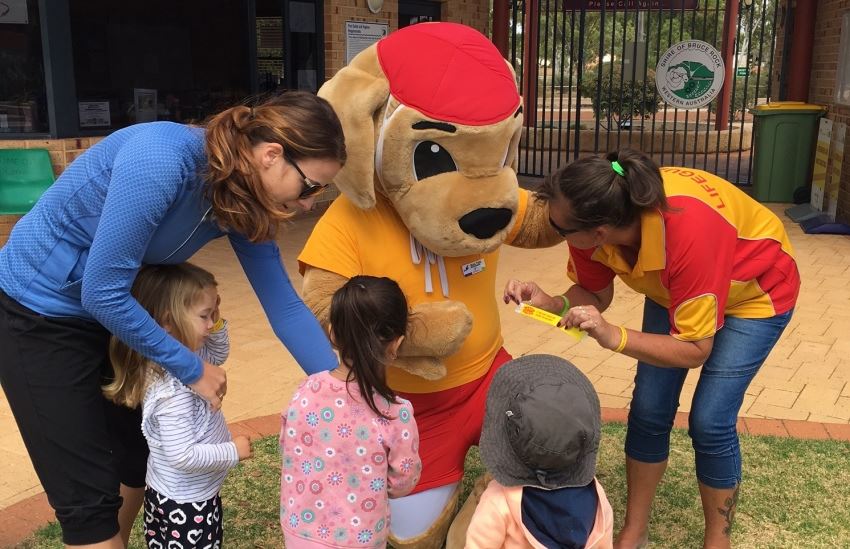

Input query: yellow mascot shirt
[298,191,529,393]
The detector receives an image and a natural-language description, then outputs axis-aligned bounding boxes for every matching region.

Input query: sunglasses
[285,155,328,199]
[548,216,583,237]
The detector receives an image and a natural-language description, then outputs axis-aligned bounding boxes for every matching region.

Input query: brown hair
[204,91,346,242]
[103,263,218,408]
[537,148,668,229]
[329,276,409,419]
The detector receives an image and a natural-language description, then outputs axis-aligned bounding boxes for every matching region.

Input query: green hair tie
[611,161,626,177]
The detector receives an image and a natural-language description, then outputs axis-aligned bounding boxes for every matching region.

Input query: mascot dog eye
[414,141,457,181]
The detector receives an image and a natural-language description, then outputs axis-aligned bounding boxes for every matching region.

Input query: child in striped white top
[104,263,252,547]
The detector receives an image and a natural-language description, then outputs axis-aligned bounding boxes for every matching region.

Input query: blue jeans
[625,299,793,489]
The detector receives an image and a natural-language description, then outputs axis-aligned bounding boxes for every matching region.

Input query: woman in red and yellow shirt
[504,149,799,549]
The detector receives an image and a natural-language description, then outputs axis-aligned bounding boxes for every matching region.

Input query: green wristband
[557,294,570,316]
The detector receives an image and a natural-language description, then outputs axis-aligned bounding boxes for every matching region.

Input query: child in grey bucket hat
[465,354,614,548]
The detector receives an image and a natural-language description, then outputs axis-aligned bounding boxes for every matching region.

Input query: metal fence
[509,0,780,185]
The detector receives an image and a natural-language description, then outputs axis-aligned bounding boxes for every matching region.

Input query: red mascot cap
[377,22,521,127]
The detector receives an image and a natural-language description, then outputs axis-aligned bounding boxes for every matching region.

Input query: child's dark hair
[536,148,669,229]
[329,276,408,419]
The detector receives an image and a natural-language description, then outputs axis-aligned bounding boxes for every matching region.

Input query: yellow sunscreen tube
[514,302,586,341]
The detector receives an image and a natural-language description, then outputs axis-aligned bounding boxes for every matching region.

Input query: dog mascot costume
[298,22,561,548]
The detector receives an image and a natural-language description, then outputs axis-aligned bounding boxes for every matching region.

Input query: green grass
[20,424,850,548]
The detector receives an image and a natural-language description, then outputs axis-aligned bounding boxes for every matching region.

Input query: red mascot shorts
[398,347,512,493]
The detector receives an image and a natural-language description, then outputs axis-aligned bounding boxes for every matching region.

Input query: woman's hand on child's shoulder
[190,361,227,410]
[234,435,252,461]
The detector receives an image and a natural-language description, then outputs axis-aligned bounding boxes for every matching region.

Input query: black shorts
[0,290,149,545]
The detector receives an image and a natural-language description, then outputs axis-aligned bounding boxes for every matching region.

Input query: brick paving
[2,202,849,546]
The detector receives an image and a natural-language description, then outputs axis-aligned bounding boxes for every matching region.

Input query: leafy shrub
[580,70,661,130]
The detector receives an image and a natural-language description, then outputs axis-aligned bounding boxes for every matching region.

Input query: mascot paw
[392,356,448,381]
[408,301,473,358]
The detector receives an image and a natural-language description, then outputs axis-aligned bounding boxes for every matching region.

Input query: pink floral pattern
[280,371,421,547]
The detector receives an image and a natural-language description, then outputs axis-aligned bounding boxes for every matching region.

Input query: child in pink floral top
[281,276,422,548]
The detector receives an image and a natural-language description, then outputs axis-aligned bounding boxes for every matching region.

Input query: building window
[69,0,252,131]
[399,0,441,29]
[837,13,850,106]
[0,0,49,134]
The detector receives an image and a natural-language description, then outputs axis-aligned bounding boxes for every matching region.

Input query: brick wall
[441,0,489,36]
[806,0,850,224]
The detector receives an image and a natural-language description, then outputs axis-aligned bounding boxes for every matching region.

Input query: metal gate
[509,0,780,185]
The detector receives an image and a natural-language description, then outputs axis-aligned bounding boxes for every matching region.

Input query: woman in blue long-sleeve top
[0,91,346,548]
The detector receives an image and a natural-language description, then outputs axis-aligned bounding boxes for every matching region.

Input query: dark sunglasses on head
[548,216,583,237]
[285,155,327,199]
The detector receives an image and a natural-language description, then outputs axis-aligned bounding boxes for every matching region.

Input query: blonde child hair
[103,263,218,407]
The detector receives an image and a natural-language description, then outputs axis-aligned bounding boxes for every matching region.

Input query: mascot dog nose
[458,208,513,239]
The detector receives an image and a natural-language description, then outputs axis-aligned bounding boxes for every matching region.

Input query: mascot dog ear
[318,45,390,209]
[503,58,522,174]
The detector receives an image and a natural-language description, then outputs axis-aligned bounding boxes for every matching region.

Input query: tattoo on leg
[717,486,739,538]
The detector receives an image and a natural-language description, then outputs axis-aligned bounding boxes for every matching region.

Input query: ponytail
[606,149,667,213]
[205,105,256,188]
[536,148,667,228]
[204,104,289,242]
[204,92,346,242]
[329,276,409,419]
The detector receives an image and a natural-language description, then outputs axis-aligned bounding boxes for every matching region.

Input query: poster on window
[345,21,388,65]
[134,88,158,123]
[78,102,111,128]
[0,0,29,24]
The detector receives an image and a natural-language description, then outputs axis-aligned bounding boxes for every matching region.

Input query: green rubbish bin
[749,102,825,203]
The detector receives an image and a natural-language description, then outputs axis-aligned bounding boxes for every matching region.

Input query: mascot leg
[444,473,493,549]
[388,484,460,549]
[390,349,513,548]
